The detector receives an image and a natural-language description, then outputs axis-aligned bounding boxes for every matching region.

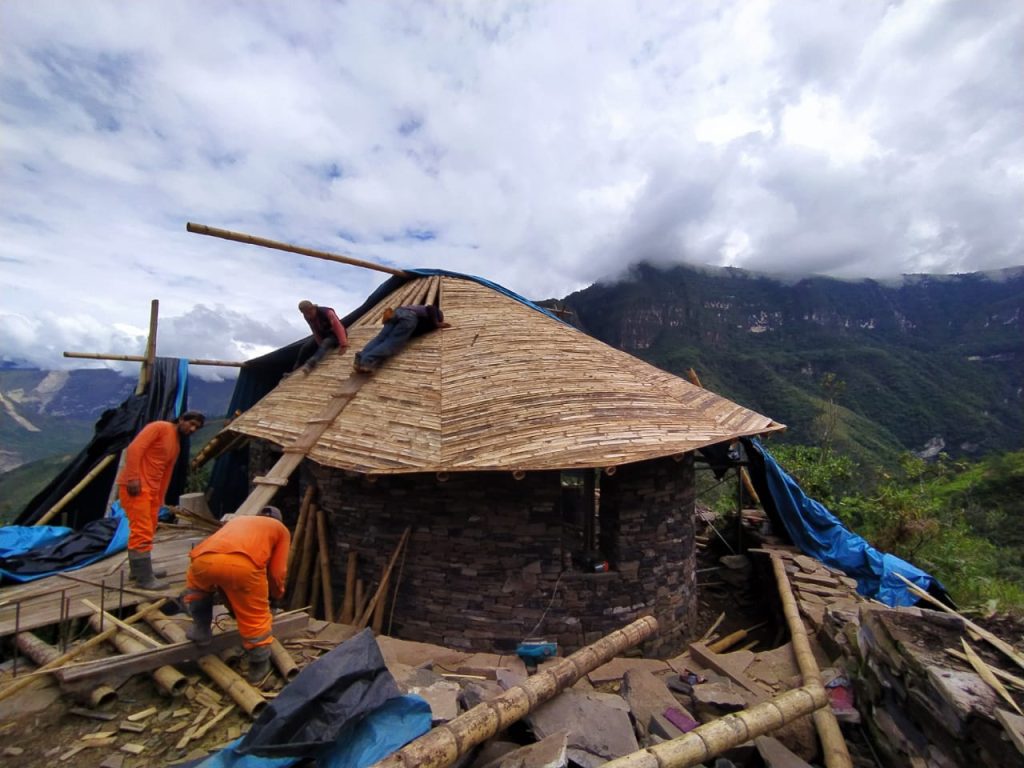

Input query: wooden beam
[187,222,410,277]
[55,611,309,687]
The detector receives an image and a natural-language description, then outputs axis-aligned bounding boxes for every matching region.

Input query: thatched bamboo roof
[223,274,783,474]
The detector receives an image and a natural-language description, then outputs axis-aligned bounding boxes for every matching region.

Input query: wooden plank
[688,641,768,700]
[55,612,309,686]
[253,476,289,487]
[995,708,1024,756]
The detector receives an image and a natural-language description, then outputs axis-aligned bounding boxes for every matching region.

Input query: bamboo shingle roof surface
[223,275,784,473]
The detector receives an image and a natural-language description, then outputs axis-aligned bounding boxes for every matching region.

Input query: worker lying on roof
[353,304,450,374]
[183,506,291,683]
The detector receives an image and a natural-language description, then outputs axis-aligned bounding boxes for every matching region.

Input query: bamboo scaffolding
[315,507,334,621]
[142,604,266,718]
[15,632,117,708]
[187,222,410,277]
[370,616,659,768]
[34,454,117,526]
[0,599,168,703]
[64,351,243,367]
[601,684,828,768]
[85,612,186,697]
[356,528,411,629]
[772,555,851,768]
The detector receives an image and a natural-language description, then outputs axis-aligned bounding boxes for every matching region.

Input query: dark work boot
[128,549,169,590]
[185,593,214,646]
[246,645,272,683]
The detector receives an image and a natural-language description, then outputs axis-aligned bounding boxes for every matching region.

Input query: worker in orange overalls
[183,506,291,682]
[117,411,206,590]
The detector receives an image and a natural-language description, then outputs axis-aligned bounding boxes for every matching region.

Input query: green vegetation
[0,453,74,524]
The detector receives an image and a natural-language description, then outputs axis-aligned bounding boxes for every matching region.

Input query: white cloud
[0,0,1021,373]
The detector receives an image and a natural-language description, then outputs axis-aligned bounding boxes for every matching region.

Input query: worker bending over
[118,411,206,590]
[183,506,291,682]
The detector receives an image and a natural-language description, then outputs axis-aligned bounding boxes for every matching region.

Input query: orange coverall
[185,516,291,649]
[117,421,180,552]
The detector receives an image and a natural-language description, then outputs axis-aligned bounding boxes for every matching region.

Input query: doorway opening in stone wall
[560,468,614,573]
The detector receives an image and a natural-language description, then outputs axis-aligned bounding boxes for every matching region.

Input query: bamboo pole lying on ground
[15,632,117,708]
[601,684,828,768]
[772,555,851,768]
[708,622,766,654]
[142,604,267,718]
[270,639,299,682]
[370,615,659,768]
[0,599,168,703]
[85,612,186,697]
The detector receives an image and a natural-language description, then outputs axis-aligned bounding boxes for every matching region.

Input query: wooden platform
[0,524,203,637]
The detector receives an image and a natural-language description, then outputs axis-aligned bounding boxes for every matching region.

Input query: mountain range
[1,264,1021,477]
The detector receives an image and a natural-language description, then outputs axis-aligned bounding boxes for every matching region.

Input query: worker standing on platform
[118,411,206,590]
[182,506,291,683]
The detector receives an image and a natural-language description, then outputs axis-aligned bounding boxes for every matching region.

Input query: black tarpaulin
[16,358,192,528]
[236,628,402,758]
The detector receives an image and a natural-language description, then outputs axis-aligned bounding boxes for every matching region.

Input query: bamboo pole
[85,612,186,697]
[370,616,659,768]
[82,599,161,648]
[339,551,358,624]
[0,599,168,703]
[961,637,1022,715]
[34,453,117,526]
[289,502,319,610]
[270,639,299,682]
[356,527,411,629]
[708,622,766,654]
[310,553,322,619]
[142,604,267,718]
[15,632,117,708]
[64,351,243,367]
[315,507,334,621]
[772,555,851,768]
[601,684,828,768]
[371,560,388,634]
[895,572,1024,673]
[354,579,366,623]
[187,222,410,277]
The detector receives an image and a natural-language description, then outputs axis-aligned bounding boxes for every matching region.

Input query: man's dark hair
[177,410,206,426]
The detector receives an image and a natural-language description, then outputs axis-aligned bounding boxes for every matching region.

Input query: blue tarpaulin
[744,438,944,607]
[0,503,129,584]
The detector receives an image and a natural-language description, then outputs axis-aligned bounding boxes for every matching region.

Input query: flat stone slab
[588,656,670,685]
[620,668,694,737]
[477,731,569,768]
[527,689,638,761]
[376,635,472,671]
[388,662,461,722]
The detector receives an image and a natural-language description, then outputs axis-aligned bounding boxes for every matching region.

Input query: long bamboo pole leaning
[34,453,117,526]
[601,684,828,768]
[0,598,168,703]
[895,572,1024,673]
[772,555,851,768]
[339,551,358,624]
[356,527,411,629]
[316,506,335,621]
[186,223,410,277]
[289,503,319,611]
[287,486,316,572]
[141,603,267,718]
[370,615,659,768]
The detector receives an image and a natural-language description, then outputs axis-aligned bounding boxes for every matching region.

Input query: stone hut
[214,272,782,656]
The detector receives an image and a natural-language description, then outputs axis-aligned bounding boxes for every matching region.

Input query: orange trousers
[185,552,273,649]
[119,487,160,553]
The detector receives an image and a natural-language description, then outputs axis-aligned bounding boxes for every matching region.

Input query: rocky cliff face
[562,265,1023,458]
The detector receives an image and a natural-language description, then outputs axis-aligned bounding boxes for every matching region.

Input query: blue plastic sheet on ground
[0,502,128,584]
[745,438,943,607]
[182,695,432,768]
[0,524,72,558]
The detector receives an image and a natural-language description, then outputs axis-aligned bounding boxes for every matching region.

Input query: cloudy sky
[1,1,1021,378]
